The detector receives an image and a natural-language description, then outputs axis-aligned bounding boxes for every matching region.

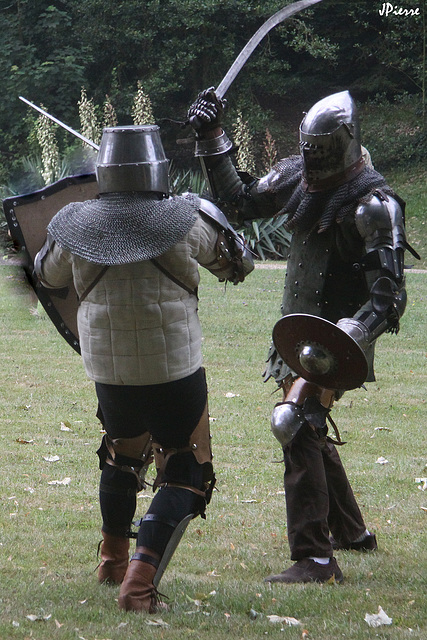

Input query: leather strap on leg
[97,432,154,492]
[152,444,194,492]
[152,400,215,497]
[283,377,345,447]
[188,402,213,465]
[131,552,160,568]
[152,442,210,500]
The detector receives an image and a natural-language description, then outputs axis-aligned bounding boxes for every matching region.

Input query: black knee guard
[136,503,190,556]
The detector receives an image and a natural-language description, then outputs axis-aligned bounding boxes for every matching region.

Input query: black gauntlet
[188,87,226,134]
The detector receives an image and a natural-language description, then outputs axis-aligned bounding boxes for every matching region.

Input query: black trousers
[95,368,208,555]
[283,422,367,560]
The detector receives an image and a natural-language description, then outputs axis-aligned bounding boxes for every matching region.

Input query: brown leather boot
[118,552,164,613]
[98,531,129,585]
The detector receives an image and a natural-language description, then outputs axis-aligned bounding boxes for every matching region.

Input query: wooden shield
[272,313,368,390]
[3,173,99,353]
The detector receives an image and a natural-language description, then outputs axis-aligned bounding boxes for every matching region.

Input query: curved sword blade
[216,0,324,99]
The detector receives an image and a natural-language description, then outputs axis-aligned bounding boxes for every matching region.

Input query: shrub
[359,94,426,172]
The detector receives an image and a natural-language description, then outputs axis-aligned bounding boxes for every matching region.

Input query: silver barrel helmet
[96,125,170,194]
[299,91,364,191]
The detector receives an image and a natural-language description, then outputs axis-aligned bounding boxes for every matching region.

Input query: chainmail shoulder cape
[48,192,200,265]
[269,156,399,234]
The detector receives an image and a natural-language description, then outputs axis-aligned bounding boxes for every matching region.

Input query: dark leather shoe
[264,557,343,584]
[330,532,377,552]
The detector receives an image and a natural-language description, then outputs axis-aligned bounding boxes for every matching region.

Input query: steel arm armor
[337,192,407,348]
[189,89,279,221]
[196,197,254,283]
[195,138,279,224]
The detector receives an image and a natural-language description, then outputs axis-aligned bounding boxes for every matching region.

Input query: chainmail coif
[269,156,397,234]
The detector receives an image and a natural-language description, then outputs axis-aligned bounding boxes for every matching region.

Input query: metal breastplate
[281,226,369,323]
[276,223,375,383]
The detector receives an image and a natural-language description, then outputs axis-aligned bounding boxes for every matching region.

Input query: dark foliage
[0,0,425,179]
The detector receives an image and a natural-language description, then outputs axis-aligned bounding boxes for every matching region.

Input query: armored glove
[187,87,226,134]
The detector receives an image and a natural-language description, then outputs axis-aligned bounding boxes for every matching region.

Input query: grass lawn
[0,262,426,640]
[388,166,427,271]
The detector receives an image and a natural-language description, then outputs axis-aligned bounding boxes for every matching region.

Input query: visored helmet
[299,91,364,191]
[96,125,170,194]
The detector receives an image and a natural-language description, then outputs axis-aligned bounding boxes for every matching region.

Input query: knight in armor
[187,89,416,583]
[34,125,253,612]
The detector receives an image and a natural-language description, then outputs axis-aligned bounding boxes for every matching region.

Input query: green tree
[0,2,87,144]
[1,0,425,178]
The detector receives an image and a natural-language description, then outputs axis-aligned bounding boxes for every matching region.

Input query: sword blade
[216,0,324,99]
[19,96,100,151]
